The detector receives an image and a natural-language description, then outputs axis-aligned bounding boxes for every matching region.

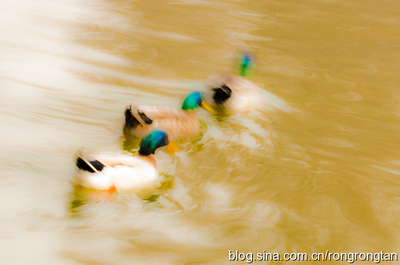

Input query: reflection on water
[1,0,400,264]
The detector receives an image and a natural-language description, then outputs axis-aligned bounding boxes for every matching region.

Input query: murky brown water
[1,0,400,264]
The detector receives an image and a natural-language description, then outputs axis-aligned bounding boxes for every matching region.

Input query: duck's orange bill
[201,100,215,114]
[167,141,179,154]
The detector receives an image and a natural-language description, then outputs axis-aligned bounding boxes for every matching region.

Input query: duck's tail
[124,105,153,130]
[212,85,232,104]
[76,156,105,173]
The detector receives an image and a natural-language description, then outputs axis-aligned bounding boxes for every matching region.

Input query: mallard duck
[73,130,176,192]
[123,91,214,141]
[207,53,293,113]
[206,52,267,113]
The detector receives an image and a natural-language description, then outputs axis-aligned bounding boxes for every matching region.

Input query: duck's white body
[208,73,292,113]
[73,153,158,192]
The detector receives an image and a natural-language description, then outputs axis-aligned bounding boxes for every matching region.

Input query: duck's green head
[181,91,204,110]
[181,91,215,114]
[237,51,254,77]
[139,130,169,156]
[139,130,178,156]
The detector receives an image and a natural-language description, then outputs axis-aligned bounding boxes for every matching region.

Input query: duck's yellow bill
[201,100,215,114]
[167,141,179,154]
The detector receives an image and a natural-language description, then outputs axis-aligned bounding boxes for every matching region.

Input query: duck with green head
[124,91,214,141]
[73,130,176,192]
[207,51,267,114]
